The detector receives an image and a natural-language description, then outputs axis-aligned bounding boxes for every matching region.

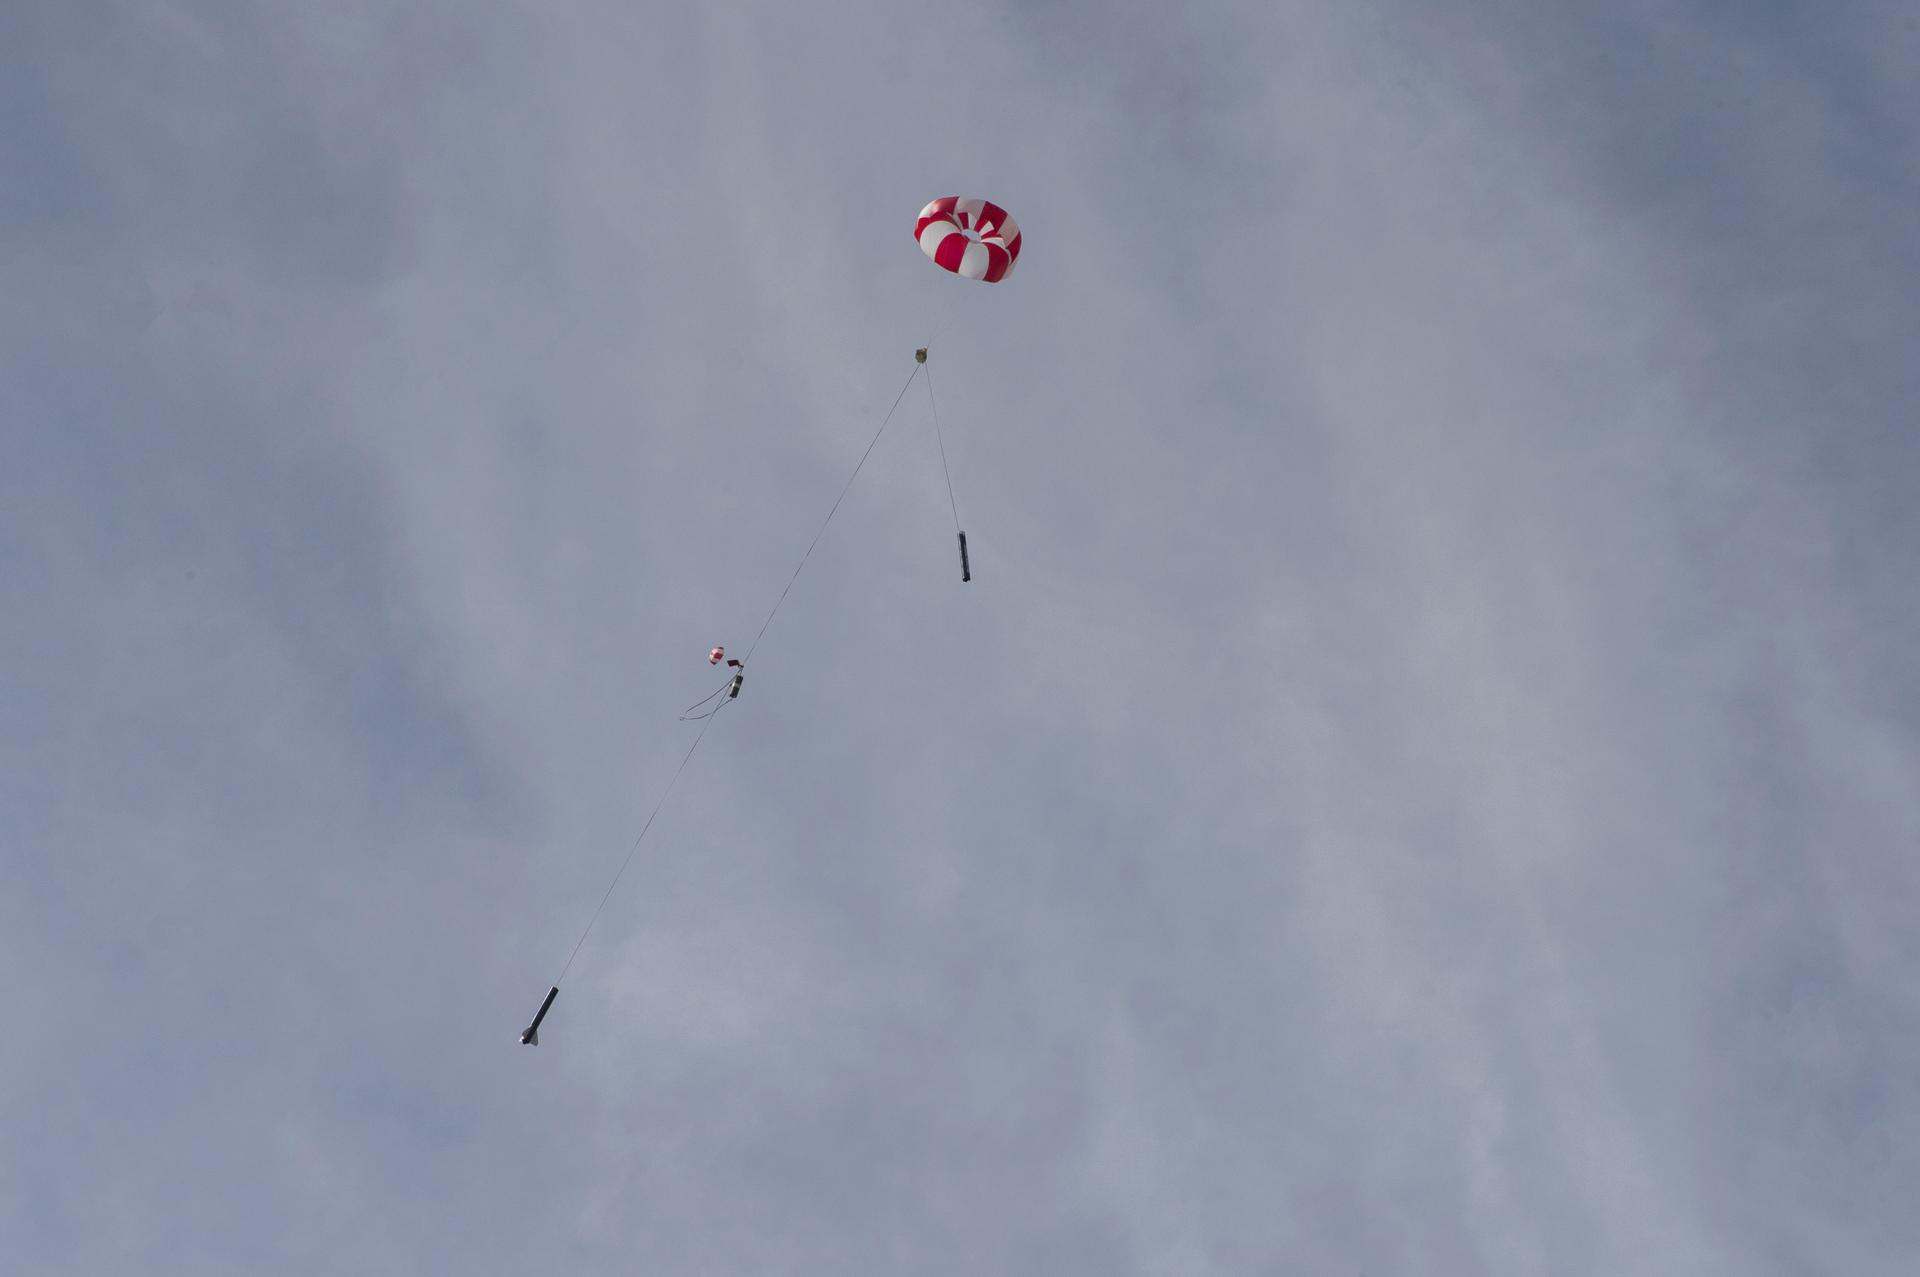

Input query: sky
[3,1,1917,1273]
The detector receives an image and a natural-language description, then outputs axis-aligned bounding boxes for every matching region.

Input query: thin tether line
[542,353,927,1002]
[742,361,922,663]
[924,362,961,534]
[554,701,725,985]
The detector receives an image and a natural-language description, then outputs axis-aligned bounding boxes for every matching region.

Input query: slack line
[679,648,745,721]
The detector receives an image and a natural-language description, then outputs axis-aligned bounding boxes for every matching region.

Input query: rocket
[520,986,559,1045]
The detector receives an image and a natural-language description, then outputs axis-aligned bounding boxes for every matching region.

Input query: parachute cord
[924,362,962,535]
[923,310,954,356]
[555,700,726,986]
[678,681,730,720]
[742,361,922,664]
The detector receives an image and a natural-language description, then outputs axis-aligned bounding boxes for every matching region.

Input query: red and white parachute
[915,196,1022,283]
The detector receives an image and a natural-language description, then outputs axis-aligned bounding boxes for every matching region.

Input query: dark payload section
[520,986,559,1045]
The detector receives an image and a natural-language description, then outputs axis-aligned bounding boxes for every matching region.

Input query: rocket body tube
[520,986,559,1045]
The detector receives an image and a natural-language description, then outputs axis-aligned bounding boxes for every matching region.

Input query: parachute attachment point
[958,531,971,582]
[520,985,559,1045]
[915,347,927,364]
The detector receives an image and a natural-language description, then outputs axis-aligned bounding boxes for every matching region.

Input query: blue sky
[4,2,1917,1273]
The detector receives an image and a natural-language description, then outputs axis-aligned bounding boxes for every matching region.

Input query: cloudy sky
[5,1,1917,1273]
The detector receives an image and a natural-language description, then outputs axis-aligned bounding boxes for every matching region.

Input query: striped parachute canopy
[915,196,1022,283]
